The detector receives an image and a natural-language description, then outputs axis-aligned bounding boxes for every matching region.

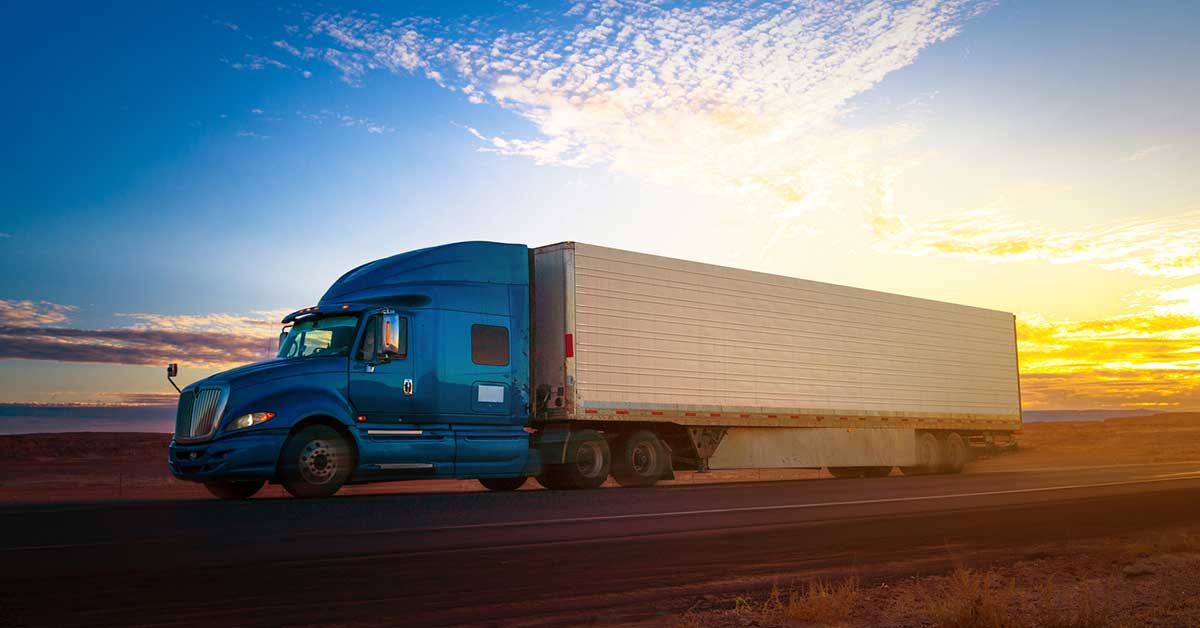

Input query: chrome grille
[192,389,222,437]
[174,387,226,441]
[175,390,195,438]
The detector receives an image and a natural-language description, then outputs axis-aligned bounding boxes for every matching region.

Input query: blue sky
[2,1,1199,430]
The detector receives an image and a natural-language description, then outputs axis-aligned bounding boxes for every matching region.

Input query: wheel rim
[299,439,338,485]
[631,441,657,476]
[575,441,604,478]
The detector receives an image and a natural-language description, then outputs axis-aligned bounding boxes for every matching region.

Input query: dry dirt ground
[2,413,1199,503]
[640,524,1200,628]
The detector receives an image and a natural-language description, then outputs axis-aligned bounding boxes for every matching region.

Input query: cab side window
[358,315,378,361]
[471,324,509,366]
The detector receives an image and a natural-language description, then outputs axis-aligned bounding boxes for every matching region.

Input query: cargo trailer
[168,241,1020,498]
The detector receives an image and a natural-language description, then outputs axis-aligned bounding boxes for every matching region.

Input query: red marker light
[564,333,574,358]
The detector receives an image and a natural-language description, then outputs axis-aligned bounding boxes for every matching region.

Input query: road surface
[4,461,1200,627]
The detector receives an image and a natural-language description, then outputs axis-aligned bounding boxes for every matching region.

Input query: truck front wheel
[479,476,528,491]
[279,425,353,498]
[204,480,264,500]
[611,430,664,487]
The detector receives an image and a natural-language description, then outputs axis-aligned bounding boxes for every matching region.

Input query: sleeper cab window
[471,324,509,366]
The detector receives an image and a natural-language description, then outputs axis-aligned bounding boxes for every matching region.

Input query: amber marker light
[356,415,367,422]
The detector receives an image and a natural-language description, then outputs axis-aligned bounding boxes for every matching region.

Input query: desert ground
[3,414,1200,627]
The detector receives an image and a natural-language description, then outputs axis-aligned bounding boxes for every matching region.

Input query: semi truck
[168,241,1021,499]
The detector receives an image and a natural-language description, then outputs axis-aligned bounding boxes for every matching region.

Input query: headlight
[226,412,275,431]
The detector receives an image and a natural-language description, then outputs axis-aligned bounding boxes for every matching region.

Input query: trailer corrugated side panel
[550,243,1020,432]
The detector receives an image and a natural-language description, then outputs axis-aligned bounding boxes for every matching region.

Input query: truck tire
[478,476,527,491]
[204,480,264,500]
[279,425,353,498]
[939,432,968,474]
[538,429,610,490]
[611,430,664,487]
[899,432,941,476]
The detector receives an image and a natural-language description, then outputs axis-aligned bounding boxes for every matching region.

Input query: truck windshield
[277,315,360,359]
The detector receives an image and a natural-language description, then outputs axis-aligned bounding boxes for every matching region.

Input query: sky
[2,0,1199,431]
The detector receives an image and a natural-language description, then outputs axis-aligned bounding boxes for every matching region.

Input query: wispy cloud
[1017,282,1200,409]
[873,207,1200,278]
[295,109,394,133]
[228,54,289,71]
[237,130,269,139]
[0,232,12,239]
[1120,144,1171,162]
[296,1,988,218]
[0,304,284,368]
[0,299,77,327]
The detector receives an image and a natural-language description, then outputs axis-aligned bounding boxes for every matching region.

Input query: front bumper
[169,431,287,482]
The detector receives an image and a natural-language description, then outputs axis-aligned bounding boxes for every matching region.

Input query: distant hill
[1023,409,1161,422]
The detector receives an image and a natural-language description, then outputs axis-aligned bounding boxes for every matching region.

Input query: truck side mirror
[376,312,404,361]
[277,329,289,353]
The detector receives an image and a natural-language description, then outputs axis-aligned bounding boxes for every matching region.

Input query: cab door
[349,312,453,473]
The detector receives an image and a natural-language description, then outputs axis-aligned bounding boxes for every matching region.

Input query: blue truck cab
[169,241,544,498]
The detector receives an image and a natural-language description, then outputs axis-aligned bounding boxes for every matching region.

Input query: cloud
[874,207,1200,278]
[0,306,285,368]
[1016,284,1200,410]
[0,232,12,239]
[237,130,270,139]
[1120,144,1171,163]
[0,299,77,327]
[295,109,394,133]
[299,1,988,216]
[229,54,289,71]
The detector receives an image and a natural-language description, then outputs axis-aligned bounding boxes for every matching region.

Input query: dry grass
[917,566,1024,628]
[785,577,861,624]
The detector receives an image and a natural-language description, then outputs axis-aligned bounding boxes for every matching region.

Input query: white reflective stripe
[377,463,434,469]
[366,430,424,435]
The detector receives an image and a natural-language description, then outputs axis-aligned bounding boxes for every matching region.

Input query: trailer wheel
[204,480,264,500]
[279,425,353,498]
[538,429,610,490]
[939,433,968,474]
[899,432,941,476]
[478,476,527,492]
[612,431,664,487]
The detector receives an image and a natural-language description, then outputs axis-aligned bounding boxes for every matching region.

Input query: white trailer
[530,242,1020,486]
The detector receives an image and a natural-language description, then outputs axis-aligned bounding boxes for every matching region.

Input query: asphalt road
[4,461,1200,627]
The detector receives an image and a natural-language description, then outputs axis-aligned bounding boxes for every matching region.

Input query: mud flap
[658,438,675,480]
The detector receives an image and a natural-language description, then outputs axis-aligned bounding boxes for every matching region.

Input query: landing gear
[279,425,354,498]
[204,480,264,500]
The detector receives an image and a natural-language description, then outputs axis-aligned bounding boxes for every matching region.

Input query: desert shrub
[786,576,860,624]
[919,566,1026,628]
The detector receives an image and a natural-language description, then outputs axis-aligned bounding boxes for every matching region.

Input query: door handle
[403,379,414,396]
